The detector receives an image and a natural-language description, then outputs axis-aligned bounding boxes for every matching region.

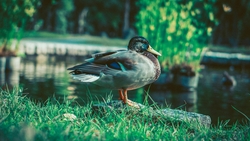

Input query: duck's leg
[123,89,128,104]
[119,90,124,101]
[118,89,128,104]
[120,89,139,108]
[123,89,137,106]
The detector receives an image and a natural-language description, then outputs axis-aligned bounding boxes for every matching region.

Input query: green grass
[22,31,129,47]
[0,88,249,141]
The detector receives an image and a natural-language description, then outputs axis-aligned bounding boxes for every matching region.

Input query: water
[1,55,250,125]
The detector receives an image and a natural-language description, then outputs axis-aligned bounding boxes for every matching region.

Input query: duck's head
[128,36,161,57]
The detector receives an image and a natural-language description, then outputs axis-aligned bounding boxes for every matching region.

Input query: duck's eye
[142,44,149,51]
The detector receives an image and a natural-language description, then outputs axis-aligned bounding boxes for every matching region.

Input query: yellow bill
[147,45,161,56]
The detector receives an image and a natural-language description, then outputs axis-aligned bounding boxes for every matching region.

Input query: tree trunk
[78,8,89,34]
[122,0,130,39]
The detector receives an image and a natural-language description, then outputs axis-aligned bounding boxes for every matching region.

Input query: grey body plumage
[67,36,161,104]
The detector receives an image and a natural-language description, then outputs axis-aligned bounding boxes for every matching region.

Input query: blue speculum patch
[108,62,126,72]
[108,62,122,70]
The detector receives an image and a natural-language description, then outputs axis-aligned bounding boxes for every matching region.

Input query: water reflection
[0,56,250,125]
[1,71,20,88]
[0,71,4,85]
[5,71,20,86]
[196,67,250,124]
[148,90,197,112]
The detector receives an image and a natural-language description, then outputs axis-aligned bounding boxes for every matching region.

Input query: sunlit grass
[0,88,249,140]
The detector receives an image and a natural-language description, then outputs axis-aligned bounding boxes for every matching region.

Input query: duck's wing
[91,49,125,59]
[67,50,133,82]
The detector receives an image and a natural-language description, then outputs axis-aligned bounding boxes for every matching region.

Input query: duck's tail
[72,73,99,82]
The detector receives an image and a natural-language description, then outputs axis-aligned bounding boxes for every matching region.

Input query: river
[1,55,250,125]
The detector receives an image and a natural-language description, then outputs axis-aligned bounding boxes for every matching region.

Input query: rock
[92,100,211,127]
[156,108,211,127]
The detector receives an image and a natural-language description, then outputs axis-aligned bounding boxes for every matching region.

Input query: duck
[67,36,161,105]
[222,71,236,87]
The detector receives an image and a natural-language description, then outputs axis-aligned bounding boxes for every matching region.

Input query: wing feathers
[67,50,137,83]
[68,63,104,75]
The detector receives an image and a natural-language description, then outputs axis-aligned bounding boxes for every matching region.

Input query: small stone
[62,113,77,121]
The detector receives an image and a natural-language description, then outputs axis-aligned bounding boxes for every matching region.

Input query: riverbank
[10,32,250,66]
[0,88,249,140]
[11,38,125,57]
[201,47,250,66]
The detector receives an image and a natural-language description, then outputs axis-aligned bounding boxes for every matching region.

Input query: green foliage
[136,0,216,71]
[29,0,74,34]
[0,0,37,55]
[74,0,125,36]
[54,0,74,34]
[0,88,249,140]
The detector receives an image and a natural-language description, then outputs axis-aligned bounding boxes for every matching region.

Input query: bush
[0,0,37,55]
[136,0,216,71]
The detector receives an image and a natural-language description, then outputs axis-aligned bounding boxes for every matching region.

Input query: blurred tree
[30,0,138,38]
[212,0,250,47]
[74,0,124,37]
[5,0,248,45]
[71,0,92,34]
[36,0,55,31]
[77,7,89,34]
[54,0,74,33]
[36,0,74,34]
[122,0,130,38]
[40,0,137,38]
[0,0,37,55]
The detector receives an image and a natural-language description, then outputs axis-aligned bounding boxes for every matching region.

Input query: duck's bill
[147,45,161,56]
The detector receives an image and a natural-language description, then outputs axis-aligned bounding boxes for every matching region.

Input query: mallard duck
[222,71,236,87]
[67,36,161,105]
